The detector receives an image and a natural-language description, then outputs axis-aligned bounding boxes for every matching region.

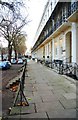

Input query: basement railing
[50,56,78,80]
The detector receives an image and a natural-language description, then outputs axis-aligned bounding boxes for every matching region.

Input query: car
[11,58,17,64]
[0,61,11,70]
[17,58,23,64]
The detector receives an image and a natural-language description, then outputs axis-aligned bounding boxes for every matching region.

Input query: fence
[12,60,29,107]
[36,57,78,80]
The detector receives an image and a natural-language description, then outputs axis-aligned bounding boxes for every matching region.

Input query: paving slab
[0,117,2,120]
[40,94,58,102]
[24,83,33,87]
[10,103,35,115]
[24,86,37,92]
[8,115,22,119]
[33,90,53,97]
[52,92,65,100]
[25,78,36,84]
[20,112,48,118]
[33,83,49,87]
[52,89,66,95]
[63,93,76,100]
[9,60,76,119]
[8,112,48,119]
[36,101,64,113]
[76,110,78,119]
[47,109,76,118]
[59,96,76,109]
[35,85,53,91]
[27,95,42,104]
[63,85,76,93]
[24,91,34,97]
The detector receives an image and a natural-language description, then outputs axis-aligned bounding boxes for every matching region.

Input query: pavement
[7,60,77,119]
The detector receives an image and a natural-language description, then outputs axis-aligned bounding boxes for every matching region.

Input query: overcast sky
[25,0,48,52]
[1,0,48,52]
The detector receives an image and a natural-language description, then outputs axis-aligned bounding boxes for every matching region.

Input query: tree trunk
[8,42,12,62]
[15,49,17,60]
[1,51,3,61]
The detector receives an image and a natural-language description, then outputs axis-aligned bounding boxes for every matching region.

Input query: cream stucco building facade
[32,1,78,65]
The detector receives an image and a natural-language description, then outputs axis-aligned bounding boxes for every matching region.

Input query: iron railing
[32,2,78,52]
[13,60,29,107]
[50,56,78,80]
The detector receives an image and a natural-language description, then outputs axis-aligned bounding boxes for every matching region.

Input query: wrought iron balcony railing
[67,2,78,17]
[32,2,78,52]
[40,2,78,45]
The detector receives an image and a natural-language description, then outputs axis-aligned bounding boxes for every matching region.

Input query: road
[0,64,22,117]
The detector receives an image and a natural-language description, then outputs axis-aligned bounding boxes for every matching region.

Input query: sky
[25,0,48,53]
[0,0,48,53]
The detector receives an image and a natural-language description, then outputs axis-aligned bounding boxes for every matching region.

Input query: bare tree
[0,0,28,61]
[17,34,27,56]
[12,32,27,59]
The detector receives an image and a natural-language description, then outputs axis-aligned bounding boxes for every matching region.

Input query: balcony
[32,2,78,52]
[39,2,78,45]
[67,2,78,22]
[67,2,78,18]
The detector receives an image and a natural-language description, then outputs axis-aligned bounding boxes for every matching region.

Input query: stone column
[63,34,66,61]
[72,23,78,63]
[52,39,54,60]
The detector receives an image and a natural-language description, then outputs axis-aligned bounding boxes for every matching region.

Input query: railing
[61,62,78,80]
[43,55,78,80]
[37,14,67,48]
[63,56,72,63]
[13,60,29,107]
[51,56,71,70]
[32,2,78,52]
[67,2,78,18]
[51,56,78,80]
[36,56,78,80]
